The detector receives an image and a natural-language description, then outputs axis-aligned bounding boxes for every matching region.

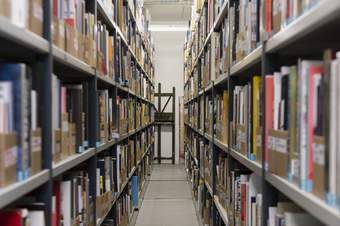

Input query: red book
[0,209,28,226]
[241,183,247,224]
[265,0,273,36]
[53,0,58,17]
[265,75,274,168]
[53,181,61,226]
[308,65,323,182]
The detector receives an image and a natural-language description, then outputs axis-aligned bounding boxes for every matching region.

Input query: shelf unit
[0,0,156,226]
[183,0,340,226]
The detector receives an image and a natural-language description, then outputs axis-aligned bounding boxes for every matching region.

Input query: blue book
[131,176,139,208]
[0,63,29,181]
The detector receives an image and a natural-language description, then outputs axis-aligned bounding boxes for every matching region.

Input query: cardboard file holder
[0,133,17,187]
[30,128,42,175]
[268,129,289,178]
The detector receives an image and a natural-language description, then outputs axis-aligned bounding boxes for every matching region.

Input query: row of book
[53,0,96,67]
[0,63,42,187]
[52,74,89,164]
[0,202,47,226]
[230,76,262,163]
[98,0,154,79]
[265,0,319,38]
[184,0,322,93]
[0,151,153,226]
[227,49,340,208]
[0,0,43,36]
[98,91,153,144]
[53,170,93,226]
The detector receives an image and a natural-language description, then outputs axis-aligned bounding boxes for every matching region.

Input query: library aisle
[133,164,199,226]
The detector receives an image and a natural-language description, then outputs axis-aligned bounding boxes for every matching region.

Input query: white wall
[152,30,186,164]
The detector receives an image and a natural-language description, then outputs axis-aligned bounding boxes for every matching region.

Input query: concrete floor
[134,164,199,226]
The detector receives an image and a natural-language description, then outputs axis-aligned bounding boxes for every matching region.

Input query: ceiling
[144,0,192,24]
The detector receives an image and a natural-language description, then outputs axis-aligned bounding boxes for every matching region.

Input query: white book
[96,168,100,196]
[256,194,262,226]
[248,173,262,225]
[0,82,13,133]
[28,210,46,226]
[117,145,121,193]
[61,180,72,226]
[11,0,28,28]
[336,52,340,199]
[329,59,338,197]
[273,72,282,130]
[284,212,323,226]
[268,206,277,226]
[31,90,37,130]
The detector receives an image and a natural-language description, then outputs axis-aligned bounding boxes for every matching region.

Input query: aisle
[134,164,199,226]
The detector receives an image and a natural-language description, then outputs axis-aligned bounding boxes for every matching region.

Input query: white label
[268,136,276,150]
[62,121,69,132]
[5,146,17,167]
[256,134,262,147]
[291,159,300,177]
[33,3,43,21]
[275,137,287,154]
[31,136,41,152]
[59,23,65,38]
[313,142,325,165]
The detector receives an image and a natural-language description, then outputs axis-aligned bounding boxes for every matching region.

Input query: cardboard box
[255,127,263,164]
[61,113,69,160]
[30,128,42,175]
[52,17,65,50]
[29,0,43,36]
[312,135,325,199]
[77,32,85,62]
[65,24,78,58]
[268,129,289,178]
[237,124,247,156]
[69,123,76,155]
[0,0,11,19]
[0,133,17,187]
[53,129,61,163]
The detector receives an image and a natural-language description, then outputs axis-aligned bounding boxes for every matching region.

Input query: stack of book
[0,63,42,185]
[215,90,229,145]
[1,0,43,36]
[53,0,96,66]
[230,0,262,65]
[53,170,93,226]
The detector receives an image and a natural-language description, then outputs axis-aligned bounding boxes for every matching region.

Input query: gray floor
[134,164,199,226]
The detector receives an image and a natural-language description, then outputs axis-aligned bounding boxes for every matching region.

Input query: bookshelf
[184,0,340,226]
[0,0,155,226]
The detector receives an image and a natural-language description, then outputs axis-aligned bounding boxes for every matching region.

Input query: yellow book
[252,76,261,159]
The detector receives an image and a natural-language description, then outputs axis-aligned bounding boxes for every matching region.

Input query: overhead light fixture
[149,24,188,31]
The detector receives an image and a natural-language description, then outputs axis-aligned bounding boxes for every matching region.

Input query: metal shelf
[0,170,50,209]
[229,148,263,176]
[97,123,154,154]
[52,148,96,177]
[185,144,198,166]
[96,0,154,85]
[266,172,340,226]
[266,0,340,53]
[230,45,262,76]
[53,45,96,77]
[0,16,49,54]
[205,180,213,196]
[213,195,229,225]
[214,138,228,153]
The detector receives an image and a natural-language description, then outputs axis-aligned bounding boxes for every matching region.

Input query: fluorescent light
[149,24,188,31]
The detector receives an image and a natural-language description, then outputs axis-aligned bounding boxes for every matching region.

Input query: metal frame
[154,83,176,164]
[0,1,155,226]
[183,1,340,226]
